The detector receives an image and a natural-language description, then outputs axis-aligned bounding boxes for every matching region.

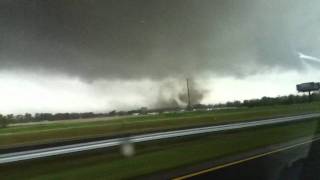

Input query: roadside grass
[1,118,319,180]
[0,102,320,148]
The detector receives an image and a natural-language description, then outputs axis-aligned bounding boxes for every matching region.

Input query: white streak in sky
[298,52,320,63]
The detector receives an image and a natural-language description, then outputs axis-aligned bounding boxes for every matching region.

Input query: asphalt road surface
[177,137,320,180]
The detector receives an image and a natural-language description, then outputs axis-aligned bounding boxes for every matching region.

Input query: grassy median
[1,117,320,179]
[1,102,320,148]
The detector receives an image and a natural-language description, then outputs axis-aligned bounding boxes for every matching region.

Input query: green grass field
[1,102,320,148]
[1,117,319,180]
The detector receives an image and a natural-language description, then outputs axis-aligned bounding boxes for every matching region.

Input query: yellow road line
[173,137,320,180]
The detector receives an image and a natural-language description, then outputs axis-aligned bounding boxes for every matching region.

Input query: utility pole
[186,78,191,109]
[308,90,311,102]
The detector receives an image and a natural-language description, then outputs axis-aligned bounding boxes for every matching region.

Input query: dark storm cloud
[1,0,320,80]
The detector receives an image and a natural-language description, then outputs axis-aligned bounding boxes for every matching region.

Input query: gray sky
[1,0,320,114]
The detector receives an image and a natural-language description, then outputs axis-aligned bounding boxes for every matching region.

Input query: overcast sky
[1,0,320,114]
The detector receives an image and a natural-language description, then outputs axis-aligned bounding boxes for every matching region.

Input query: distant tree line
[215,93,320,108]
[0,112,112,124]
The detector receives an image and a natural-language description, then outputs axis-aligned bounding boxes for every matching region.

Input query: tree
[0,114,8,128]
[24,113,33,121]
[108,110,117,116]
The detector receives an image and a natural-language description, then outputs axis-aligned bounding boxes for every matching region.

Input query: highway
[174,136,320,180]
[1,113,320,164]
